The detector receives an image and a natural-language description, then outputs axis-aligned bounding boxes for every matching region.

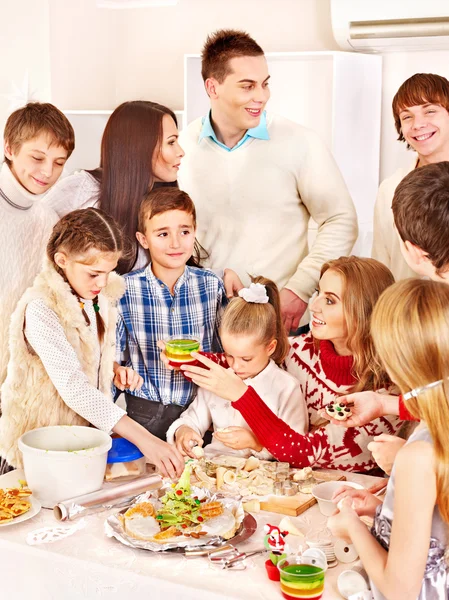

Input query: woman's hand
[113,365,143,392]
[319,391,396,428]
[327,496,360,542]
[213,426,263,451]
[175,425,204,458]
[223,268,244,299]
[331,485,382,518]
[156,340,174,371]
[181,353,248,402]
[368,434,406,475]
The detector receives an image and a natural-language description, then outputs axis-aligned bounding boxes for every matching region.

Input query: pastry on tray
[0,486,33,523]
[122,464,225,543]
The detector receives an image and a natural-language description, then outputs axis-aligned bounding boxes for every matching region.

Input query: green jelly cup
[165,337,201,370]
[278,556,327,600]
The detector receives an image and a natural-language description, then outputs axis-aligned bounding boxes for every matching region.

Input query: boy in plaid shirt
[114,187,227,439]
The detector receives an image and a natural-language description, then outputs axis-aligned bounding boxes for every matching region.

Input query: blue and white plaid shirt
[116,264,227,406]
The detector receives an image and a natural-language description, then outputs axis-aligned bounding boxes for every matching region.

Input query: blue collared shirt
[116,264,227,406]
[198,110,270,151]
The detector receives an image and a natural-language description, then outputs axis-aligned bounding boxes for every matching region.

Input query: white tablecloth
[0,471,381,600]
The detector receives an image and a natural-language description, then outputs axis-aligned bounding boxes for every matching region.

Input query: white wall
[48,0,339,111]
[0,0,51,134]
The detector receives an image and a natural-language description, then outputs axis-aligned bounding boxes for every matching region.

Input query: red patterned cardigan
[209,333,403,473]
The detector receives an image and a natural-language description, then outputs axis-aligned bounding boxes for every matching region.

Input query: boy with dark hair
[372,73,449,280]
[179,29,357,333]
[0,102,74,386]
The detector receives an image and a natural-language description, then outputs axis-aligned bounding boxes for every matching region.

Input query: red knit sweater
[231,333,402,473]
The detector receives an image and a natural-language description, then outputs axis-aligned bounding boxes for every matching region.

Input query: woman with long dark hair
[45,101,184,274]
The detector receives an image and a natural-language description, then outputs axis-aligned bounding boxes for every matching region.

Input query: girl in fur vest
[0,208,184,478]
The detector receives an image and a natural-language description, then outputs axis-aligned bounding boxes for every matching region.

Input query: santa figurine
[263,524,289,581]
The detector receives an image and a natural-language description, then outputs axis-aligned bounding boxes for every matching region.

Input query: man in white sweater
[0,103,74,388]
[179,29,358,332]
[372,73,449,280]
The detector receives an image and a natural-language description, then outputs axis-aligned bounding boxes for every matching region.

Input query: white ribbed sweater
[372,159,417,281]
[179,113,358,302]
[0,163,59,386]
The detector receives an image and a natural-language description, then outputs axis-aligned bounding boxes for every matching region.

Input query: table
[0,471,381,600]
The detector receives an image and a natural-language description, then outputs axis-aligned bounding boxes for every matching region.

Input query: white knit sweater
[372,159,417,281]
[166,359,308,458]
[178,113,358,302]
[0,163,59,386]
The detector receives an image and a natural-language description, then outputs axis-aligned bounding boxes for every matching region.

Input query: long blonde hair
[371,278,449,523]
[220,276,289,365]
[320,257,394,392]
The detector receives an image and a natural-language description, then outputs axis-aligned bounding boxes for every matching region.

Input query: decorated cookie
[324,402,352,421]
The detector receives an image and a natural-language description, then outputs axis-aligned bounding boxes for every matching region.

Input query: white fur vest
[0,260,125,467]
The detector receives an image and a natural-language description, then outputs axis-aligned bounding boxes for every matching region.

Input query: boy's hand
[175,425,204,457]
[223,268,244,299]
[113,366,143,392]
[156,340,174,371]
[213,426,263,451]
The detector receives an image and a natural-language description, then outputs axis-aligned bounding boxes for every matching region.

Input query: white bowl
[312,480,364,516]
[19,426,112,508]
[337,569,370,599]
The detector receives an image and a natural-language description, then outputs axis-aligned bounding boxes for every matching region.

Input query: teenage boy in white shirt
[179,29,357,333]
[372,73,449,280]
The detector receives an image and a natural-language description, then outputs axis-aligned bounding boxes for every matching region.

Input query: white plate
[0,468,42,527]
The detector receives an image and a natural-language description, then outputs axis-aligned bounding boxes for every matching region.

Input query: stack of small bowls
[306,540,337,568]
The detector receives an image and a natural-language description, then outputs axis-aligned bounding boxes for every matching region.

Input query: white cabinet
[184,51,382,255]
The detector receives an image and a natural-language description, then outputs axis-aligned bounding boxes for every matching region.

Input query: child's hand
[368,434,406,475]
[181,353,248,402]
[213,426,263,451]
[139,436,185,479]
[331,486,382,518]
[114,366,143,392]
[175,425,204,457]
[223,268,244,299]
[156,340,174,371]
[327,496,359,542]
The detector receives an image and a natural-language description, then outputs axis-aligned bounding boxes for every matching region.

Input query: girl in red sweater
[182,257,403,472]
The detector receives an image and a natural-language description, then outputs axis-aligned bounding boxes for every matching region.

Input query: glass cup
[278,554,327,600]
[165,337,201,370]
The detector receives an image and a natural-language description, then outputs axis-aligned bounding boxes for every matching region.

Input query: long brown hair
[47,208,124,342]
[138,187,208,268]
[371,278,449,523]
[220,276,289,365]
[319,256,394,392]
[88,101,178,274]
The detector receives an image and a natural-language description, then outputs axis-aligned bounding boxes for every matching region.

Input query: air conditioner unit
[331,0,449,52]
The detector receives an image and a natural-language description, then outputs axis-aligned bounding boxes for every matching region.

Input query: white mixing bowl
[312,480,364,516]
[19,426,112,508]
